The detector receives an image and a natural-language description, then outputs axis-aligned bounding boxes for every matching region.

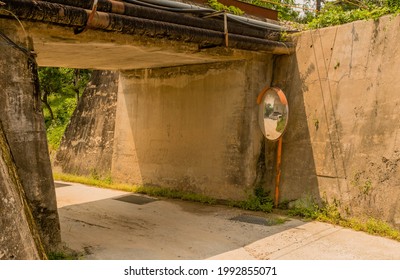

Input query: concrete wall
[112,57,273,200]
[55,71,118,176]
[273,15,400,228]
[0,23,60,253]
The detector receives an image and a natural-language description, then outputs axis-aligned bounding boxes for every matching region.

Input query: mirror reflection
[258,87,289,141]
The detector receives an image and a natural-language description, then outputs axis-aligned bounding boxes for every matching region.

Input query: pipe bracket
[74,0,98,35]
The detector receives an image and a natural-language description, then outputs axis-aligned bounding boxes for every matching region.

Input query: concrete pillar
[0,23,60,252]
[0,124,45,260]
[112,58,273,200]
[55,70,118,177]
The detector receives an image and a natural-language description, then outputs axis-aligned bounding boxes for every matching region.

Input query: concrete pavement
[55,181,400,260]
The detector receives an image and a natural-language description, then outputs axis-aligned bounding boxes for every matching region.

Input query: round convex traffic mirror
[257,87,289,141]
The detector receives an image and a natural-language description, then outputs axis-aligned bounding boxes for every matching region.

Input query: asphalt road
[55,181,400,260]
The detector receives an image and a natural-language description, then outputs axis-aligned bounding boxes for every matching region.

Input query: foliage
[38,67,91,151]
[53,172,276,211]
[276,117,286,133]
[208,0,244,15]
[288,197,400,242]
[287,198,320,219]
[53,172,217,204]
[307,1,400,29]
[54,174,399,241]
[241,0,299,21]
[205,0,400,27]
[135,186,218,205]
[229,185,274,213]
[48,251,81,260]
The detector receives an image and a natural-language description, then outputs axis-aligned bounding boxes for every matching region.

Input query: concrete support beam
[0,23,61,253]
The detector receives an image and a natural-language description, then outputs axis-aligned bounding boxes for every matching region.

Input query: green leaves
[238,0,299,21]
[38,67,92,151]
[207,0,244,15]
[308,2,397,29]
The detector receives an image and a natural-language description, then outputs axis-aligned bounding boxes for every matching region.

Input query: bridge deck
[0,0,293,69]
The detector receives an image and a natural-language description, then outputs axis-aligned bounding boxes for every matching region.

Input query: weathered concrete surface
[273,15,400,228]
[54,71,118,176]
[0,23,61,251]
[56,181,400,260]
[0,124,45,260]
[112,57,272,200]
[0,18,254,70]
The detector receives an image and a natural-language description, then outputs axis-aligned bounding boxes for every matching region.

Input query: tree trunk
[74,68,80,103]
[41,90,54,120]
[316,0,321,12]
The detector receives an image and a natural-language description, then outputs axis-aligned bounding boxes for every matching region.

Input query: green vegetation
[54,172,400,241]
[241,0,300,21]
[229,185,274,212]
[288,197,400,242]
[351,172,373,195]
[229,195,273,212]
[54,172,135,192]
[54,172,217,204]
[276,116,286,133]
[234,1,400,28]
[48,250,81,260]
[38,67,91,152]
[54,172,276,211]
[308,1,400,29]
[208,0,244,15]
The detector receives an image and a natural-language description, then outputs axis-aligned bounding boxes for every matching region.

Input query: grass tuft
[54,172,217,204]
[54,172,276,212]
[288,197,400,242]
[47,249,82,260]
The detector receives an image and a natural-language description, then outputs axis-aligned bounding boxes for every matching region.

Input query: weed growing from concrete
[135,186,217,205]
[54,172,217,204]
[228,185,274,213]
[47,245,82,260]
[288,198,400,242]
[53,172,276,212]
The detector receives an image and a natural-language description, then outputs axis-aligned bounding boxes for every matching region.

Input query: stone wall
[112,56,273,200]
[55,71,118,177]
[273,15,400,228]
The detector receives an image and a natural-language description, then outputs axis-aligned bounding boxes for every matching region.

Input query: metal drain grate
[113,194,157,205]
[54,182,71,188]
[230,215,278,226]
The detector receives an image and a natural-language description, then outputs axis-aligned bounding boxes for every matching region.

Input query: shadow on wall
[112,62,255,198]
[111,60,271,200]
[266,53,322,206]
[270,17,400,229]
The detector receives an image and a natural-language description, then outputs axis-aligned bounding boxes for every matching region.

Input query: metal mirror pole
[274,136,283,208]
[257,87,288,209]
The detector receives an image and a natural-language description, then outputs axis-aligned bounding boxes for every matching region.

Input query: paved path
[56,181,400,260]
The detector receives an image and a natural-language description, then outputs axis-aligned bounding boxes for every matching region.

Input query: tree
[38,67,91,123]
[38,67,64,120]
